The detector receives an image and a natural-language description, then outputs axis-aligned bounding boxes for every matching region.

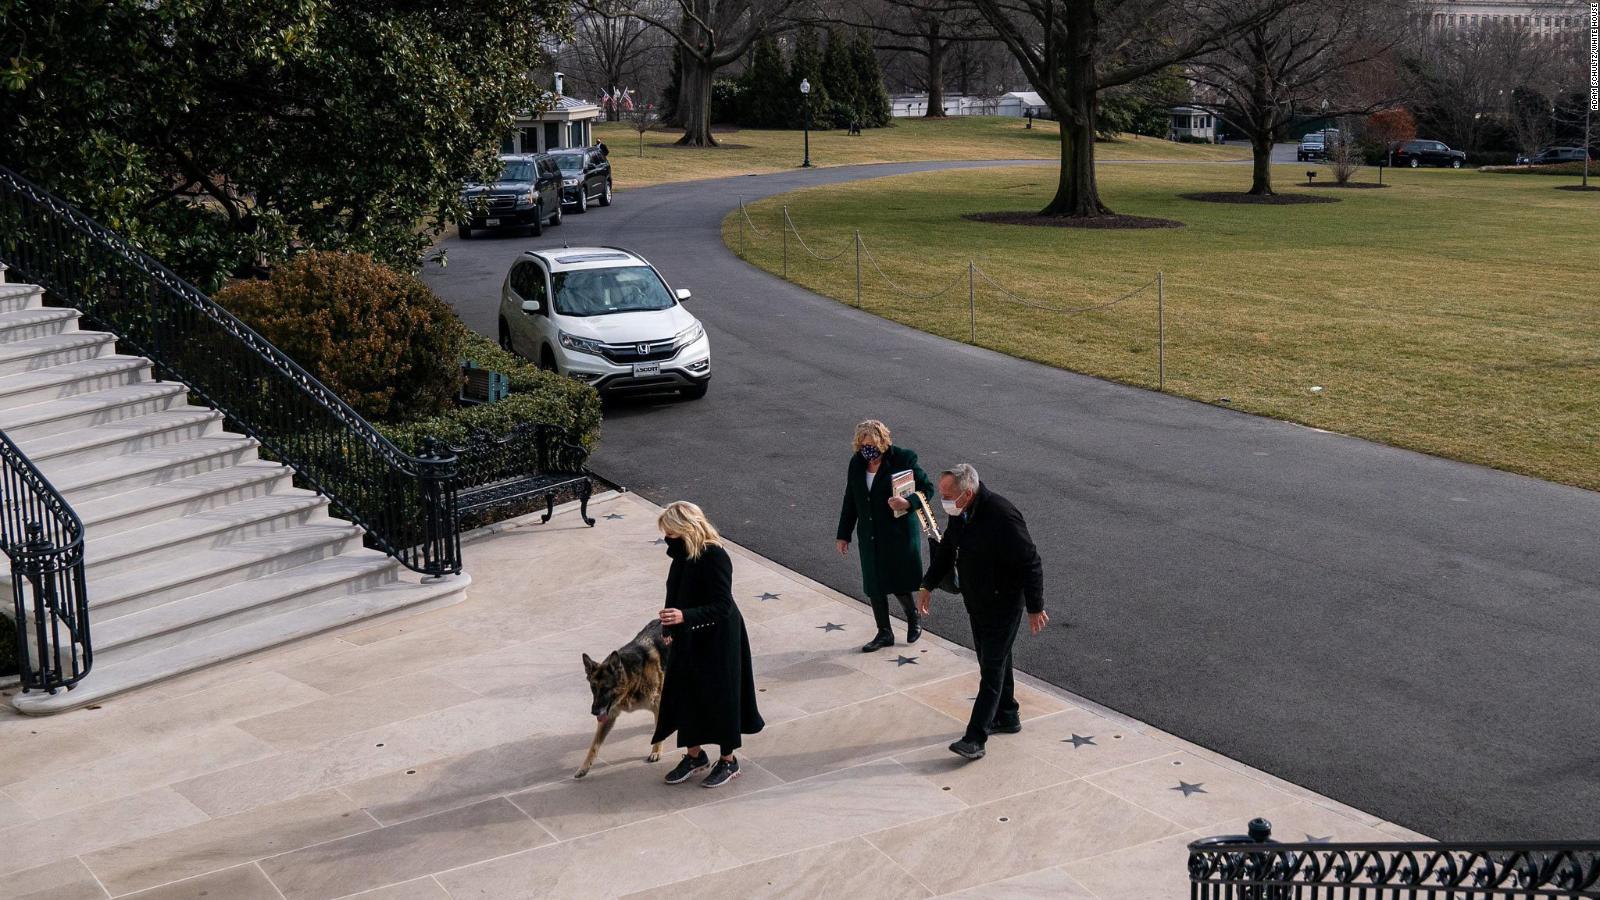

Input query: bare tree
[964,0,1303,219]
[1404,19,1576,154]
[816,0,997,117]
[1188,0,1405,196]
[567,3,672,120]
[1327,115,1364,183]
[586,0,801,146]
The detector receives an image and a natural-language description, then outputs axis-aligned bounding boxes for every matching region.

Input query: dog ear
[582,653,597,674]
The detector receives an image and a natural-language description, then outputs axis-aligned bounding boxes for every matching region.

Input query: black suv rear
[459,154,563,239]
[550,149,613,213]
[1392,140,1467,169]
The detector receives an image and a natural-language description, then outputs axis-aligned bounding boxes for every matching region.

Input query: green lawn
[594,117,1246,189]
[724,163,1600,491]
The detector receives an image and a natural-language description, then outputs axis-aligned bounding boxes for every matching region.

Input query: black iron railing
[451,423,595,526]
[0,164,461,577]
[1190,819,1600,898]
[0,430,91,693]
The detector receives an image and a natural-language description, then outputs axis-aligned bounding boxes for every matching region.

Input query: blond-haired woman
[653,501,764,788]
[836,420,936,652]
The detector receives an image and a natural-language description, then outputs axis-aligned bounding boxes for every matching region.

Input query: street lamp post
[800,78,813,168]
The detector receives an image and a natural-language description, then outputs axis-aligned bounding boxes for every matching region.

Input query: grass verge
[723,162,1600,491]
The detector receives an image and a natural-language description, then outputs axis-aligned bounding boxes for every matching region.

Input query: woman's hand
[659,608,684,626]
[836,539,849,556]
[887,495,910,512]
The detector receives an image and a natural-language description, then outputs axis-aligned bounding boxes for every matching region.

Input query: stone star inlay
[603,513,624,520]
[817,622,846,632]
[892,655,918,666]
[1063,734,1096,749]
[651,537,666,545]
[1172,781,1208,797]
[756,592,781,601]
[1306,835,1333,843]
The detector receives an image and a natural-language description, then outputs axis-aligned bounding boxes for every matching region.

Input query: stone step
[0,381,187,442]
[11,569,470,715]
[0,283,43,313]
[16,407,223,470]
[46,433,260,504]
[0,354,150,410]
[0,306,79,344]
[86,520,365,621]
[83,490,329,576]
[71,461,296,539]
[0,331,115,376]
[90,549,398,668]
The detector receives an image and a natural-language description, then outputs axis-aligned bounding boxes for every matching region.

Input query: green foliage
[0,0,569,290]
[1098,69,1189,140]
[216,252,464,423]
[739,36,790,129]
[0,611,15,678]
[787,27,833,130]
[379,329,603,454]
[823,28,862,127]
[711,78,745,125]
[848,31,892,129]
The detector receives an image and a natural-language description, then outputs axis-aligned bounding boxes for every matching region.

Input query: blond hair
[852,419,892,453]
[658,500,722,560]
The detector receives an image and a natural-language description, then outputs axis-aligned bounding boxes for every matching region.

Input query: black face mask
[860,446,882,462]
[664,536,689,559]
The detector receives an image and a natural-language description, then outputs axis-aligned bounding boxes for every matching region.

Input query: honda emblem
[636,343,650,355]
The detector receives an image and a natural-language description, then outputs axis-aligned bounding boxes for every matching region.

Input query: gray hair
[940,464,980,495]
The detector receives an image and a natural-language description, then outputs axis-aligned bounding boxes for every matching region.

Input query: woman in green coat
[835,420,937,652]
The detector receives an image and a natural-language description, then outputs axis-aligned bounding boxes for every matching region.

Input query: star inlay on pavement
[1172,781,1208,797]
[1306,834,1333,843]
[651,537,666,545]
[1063,734,1096,748]
[603,513,624,520]
[756,592,781,601]
[817,622,845,632]
[892,655,918,666]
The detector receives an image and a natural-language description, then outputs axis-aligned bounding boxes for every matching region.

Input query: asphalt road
[423,157,1600,840]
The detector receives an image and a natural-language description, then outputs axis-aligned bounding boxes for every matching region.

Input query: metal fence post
[738,196,744,245]
[782,205,788,279]
[968,260,976,343]
[1157,270,1165,392]
[854,230,861,307]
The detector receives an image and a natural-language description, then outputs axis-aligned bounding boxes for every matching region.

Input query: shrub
[217,251,464,423]
[1480,161,1595,176]
[0,611,15,678]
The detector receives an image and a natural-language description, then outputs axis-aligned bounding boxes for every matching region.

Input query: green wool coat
[836,445,937,597]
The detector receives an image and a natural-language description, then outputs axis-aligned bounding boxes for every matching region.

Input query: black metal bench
[450,422,595,527]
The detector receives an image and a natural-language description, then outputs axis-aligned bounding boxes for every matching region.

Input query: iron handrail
[0,428,91,693]
[1189,819,1600,898]
[0,164,461,576]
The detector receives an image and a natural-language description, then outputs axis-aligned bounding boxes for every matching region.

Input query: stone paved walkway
[1,491,1425,899]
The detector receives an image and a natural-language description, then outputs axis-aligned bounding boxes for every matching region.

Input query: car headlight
[675,321,705,346]
[520,189,537,206]
[559,331,605,356]
[563,178,579,187]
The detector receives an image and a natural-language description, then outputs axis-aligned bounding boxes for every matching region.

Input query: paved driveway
[423,158,1600,839]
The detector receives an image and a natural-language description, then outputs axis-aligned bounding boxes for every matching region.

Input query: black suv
[459,154,563,239]
[550,148,613,213]
[1392,139,1467,169]
[1516,146,1594,165]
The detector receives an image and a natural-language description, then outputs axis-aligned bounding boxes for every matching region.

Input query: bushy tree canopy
[0,0,568,289]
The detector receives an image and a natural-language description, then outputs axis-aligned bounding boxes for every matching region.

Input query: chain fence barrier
[735,196,1169,390]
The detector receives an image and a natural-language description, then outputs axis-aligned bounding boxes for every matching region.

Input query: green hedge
[377,329,603,455]
[0,613,16,679]
[1480,161,1595,176]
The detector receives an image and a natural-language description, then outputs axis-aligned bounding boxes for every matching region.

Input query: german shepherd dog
[576,620,671,779]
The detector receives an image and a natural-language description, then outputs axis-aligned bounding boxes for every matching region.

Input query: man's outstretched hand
[915,588,932,616]
[1028,610,1050,635]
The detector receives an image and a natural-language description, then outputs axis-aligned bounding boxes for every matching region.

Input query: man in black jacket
[917,463,1048,760]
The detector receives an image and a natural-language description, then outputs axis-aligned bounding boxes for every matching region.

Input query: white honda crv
[497,247,710,399]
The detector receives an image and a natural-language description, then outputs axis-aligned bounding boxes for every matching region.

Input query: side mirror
[521,300,541,314]
[674,288,692,302]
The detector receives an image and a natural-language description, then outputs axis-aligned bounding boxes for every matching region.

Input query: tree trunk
[924,30,947,118]
[1248,132,1274,195]
[1041,106,1111,216]
[675,55,718,147]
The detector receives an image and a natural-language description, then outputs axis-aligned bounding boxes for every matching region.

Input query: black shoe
[664,752,709,784]
[949,739,986,760]
[861,632,894,653]
[906,621,922,644]
[985,718,1022,735]
[701,757,741,788]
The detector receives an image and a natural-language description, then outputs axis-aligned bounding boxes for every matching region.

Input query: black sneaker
[701,757,741,788]
[986,718,1022,735]
[664,752,709,785]
[861,633,894,653]
[949,739,986,760]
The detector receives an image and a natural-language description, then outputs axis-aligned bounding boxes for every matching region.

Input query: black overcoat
[921,483,1046,620]
[836,445,936,597]
[652,542,765,751]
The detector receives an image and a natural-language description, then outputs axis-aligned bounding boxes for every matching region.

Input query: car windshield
[1302,137,1323,145]
[552,266,675,317]
[553,154,584,173]
[498,160,535,182]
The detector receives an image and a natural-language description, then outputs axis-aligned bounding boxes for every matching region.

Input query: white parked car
[498,247,710,399]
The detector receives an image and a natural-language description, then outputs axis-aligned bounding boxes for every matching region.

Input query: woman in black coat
[836,420,937,653]
[653,501,764,788]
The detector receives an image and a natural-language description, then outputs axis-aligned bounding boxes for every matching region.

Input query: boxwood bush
[0,612,16,679]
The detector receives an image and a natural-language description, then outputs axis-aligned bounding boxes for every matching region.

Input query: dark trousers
[965,607,1022,744]
[869,592,916,637]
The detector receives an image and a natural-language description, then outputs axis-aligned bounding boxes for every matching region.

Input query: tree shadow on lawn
[962,211,1183,229]
[1179,191,1339,205]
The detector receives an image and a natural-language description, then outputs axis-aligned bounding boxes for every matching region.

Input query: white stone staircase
[0,282,469,714]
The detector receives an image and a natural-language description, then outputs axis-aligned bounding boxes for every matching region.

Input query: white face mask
[941,498,961,516]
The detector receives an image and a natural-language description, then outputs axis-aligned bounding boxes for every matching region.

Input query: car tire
[458,225,472,240]
[539,346,558,373]
[576,191,588,214]
[1450,159,1462,169]
[550,202,563,227]
[680,382,708,400]
[598,181,612,206]
[498,318,514,354]
[1409,158,1419,168]
[530,215,543,237]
